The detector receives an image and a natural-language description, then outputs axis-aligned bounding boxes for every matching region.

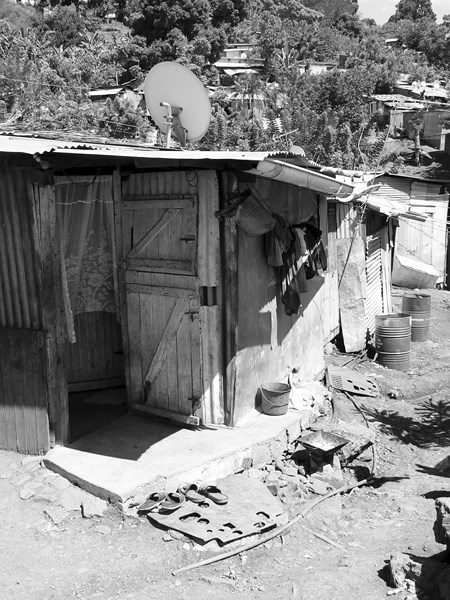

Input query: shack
[0,134,390,455]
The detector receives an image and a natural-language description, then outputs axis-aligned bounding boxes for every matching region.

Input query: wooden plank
[35,185,69,446]
[126,257,194,275]
[122,198,194,210]
[113,168,131,403]
[128,209,182,258]
[131,403,200,427]
[175,301,193,416]
[126,283,195,298]
[68,378,124,393]
[0,330,17,450]
[126,290,143,403]
[125,269,197,290]
[145,297,189,385]
[197,171,220,287]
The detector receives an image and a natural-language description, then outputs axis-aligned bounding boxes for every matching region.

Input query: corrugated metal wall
[365,236,383,336]
[0,170,49,453]
[0,171,42,330]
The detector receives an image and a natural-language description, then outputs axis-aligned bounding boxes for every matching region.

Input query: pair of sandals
[138,482,228,515]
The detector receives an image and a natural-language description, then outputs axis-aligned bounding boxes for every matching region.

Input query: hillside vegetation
[0,0,449,167]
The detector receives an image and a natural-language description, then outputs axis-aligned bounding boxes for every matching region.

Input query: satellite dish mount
[144,62,211,149]
[159,101,187,148]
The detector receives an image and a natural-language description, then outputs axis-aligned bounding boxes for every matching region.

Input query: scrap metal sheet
[147,474,284,544]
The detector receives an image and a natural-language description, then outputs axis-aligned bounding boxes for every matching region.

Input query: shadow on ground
[363,397,450,449]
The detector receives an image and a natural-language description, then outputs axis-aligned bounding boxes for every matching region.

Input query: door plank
[128,209,181,259]
[126,283,195,298]
[126,257,193,275]
[145,297,189,386]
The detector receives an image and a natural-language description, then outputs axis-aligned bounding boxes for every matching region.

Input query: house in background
[369,174,450,289]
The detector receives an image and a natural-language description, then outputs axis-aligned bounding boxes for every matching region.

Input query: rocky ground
[1,287,449,600]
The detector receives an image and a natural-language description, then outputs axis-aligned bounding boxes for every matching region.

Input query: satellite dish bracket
[159,101,188,148]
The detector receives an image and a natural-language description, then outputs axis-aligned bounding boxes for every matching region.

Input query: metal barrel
[375,313,411,371]
[401,293,431,342]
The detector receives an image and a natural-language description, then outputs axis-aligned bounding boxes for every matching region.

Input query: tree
[389,0,436,23]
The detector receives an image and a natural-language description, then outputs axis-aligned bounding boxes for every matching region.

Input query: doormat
[146,474,285,545]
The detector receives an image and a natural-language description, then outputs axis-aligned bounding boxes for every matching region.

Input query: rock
[60,487,93,512]
[245,468,264,481]
[20,486,41,500]
[265,464,275,472]
[162,533,174,542]
[34,487,60,504]
[47,475,71,491]
[81,495,108,518]
[44,506,69,526]
[389,552,408,588]
[310,479,330,496]
[169,529,185,540]
[435,498,450,548]
[252,444,272,468]
[281,464,298,478]
[11,473,32,487]
[265,471,280,496]
[274,459,284,472]
[21,456,43,467]
[241,457,253,470]
[93,524,112,535]
[298,466,307,478]
[298,474,308,484]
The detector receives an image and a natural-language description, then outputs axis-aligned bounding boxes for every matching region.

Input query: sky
[358,0,448,24]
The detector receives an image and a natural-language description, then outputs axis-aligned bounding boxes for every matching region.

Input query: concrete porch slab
[44,407,313,504]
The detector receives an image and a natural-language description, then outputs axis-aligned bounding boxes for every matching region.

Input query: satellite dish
[144,62,211,148]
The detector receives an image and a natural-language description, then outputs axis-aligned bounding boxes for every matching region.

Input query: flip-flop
[138,492,166,513]
[159,492,186,513]
[177,482,204,504]
[199,484,228,505]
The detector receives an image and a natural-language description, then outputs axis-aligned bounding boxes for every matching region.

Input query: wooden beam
[131,403,200,427]
[126,283,195,298]
[126,257,194,275]
[122,198,194,210]
[145,297,189,385]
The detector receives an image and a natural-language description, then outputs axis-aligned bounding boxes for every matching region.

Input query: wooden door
[120,190,203,424]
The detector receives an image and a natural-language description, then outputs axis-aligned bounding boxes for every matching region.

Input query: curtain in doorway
[55,175,118,342]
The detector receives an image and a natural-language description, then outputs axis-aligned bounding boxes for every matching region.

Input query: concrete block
[81,495,108,518]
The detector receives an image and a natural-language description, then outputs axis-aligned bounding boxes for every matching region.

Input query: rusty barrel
[375,313,411,371]
[401,293,431,342]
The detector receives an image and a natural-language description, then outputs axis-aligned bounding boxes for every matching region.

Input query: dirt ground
[1,287,450,600]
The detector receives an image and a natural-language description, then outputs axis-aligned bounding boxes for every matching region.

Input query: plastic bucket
[375,313,411,371]
[260,383,291,416]
[402,293,431,342]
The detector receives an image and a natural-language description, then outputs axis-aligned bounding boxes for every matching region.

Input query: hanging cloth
[56,175,118,342]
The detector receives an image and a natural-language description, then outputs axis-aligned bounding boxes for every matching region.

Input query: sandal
[177,482,204,504]
[199,484,228,505]
[138,492,166,513]
[159,492,186,513]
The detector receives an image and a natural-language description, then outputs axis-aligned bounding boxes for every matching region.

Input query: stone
[281,464,298,478]
[169,529,184,540]
[435,497,450,547]
[11,473,32,487]
[81,495,108,518]
[44,506,69,526]
[297,466,307,478]
[245,468,264,481]
[274,459,284,472]
[162,533,174,542]
[34,487,60,504]
[252,444,272,468]
[93,524,112,535]
[241,457,253,470]
[265,464,275,472]
[20,486,42,500]
[48,475,71,491]
[60,487,92,512]
[298,474,308,484]
[310,479,330,496]
[21,456,43,467]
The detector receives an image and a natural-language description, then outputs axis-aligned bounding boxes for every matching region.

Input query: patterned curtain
[56,175,118,342]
